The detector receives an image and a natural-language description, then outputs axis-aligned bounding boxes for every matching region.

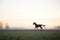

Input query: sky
[0,0,60,29]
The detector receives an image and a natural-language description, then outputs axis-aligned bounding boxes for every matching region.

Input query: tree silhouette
[0,22,3,29]
[55,25,60,30]
[5,23,9,29]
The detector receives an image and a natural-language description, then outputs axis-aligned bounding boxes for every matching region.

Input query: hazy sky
[0,0,60,29]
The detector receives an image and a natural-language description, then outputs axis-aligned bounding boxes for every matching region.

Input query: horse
[33,22,45,30]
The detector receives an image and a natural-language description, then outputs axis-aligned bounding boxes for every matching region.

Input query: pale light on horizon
[0,0,60,29]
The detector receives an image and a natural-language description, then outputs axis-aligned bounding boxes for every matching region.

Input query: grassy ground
[0,30,60,40]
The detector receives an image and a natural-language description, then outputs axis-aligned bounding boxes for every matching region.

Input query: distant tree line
[0,22,9,29]
[54,25,60,30]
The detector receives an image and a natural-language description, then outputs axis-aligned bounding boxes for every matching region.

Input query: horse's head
[33,22,36,25]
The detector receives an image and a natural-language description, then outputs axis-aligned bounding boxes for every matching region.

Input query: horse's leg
[37,27,38,30]
[34,27,38,30]
[40,26,42,29]
[34,27,36,30]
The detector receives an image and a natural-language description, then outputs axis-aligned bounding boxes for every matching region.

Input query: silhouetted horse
[33,22,45,30]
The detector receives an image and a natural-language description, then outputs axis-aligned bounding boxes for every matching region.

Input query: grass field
[0,30,60,40]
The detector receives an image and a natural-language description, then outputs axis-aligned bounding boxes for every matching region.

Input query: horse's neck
[35,24,37,26]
